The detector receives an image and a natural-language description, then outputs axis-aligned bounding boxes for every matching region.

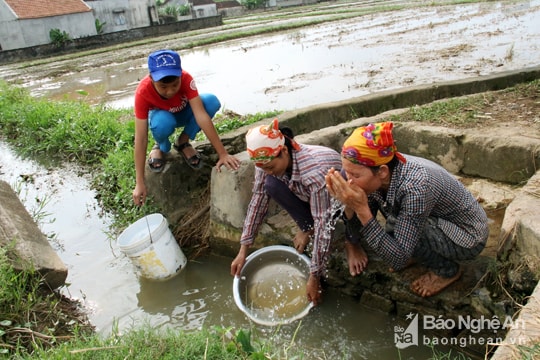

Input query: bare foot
[344,241,368,276]
[410,268,462,297]
[293,229,313,254]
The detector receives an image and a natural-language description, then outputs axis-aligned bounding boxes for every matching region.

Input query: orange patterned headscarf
[246,118,285,164]
[341,122,406,166]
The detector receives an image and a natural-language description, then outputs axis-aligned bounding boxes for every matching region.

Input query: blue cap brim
[151,68,182,81]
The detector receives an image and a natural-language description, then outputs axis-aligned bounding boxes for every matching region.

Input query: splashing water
[328,198,345,233]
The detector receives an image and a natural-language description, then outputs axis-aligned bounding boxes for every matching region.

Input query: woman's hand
[306,274,322,306]
[325,168,366,210]
[325,168,372,224]
[231,245,249,276]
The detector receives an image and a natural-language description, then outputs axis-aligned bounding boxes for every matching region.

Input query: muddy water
[1,141,451,359]
[0,141,507,359]
[1,1,539,115]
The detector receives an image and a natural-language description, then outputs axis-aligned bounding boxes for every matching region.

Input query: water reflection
[3,1,539,115]
[133,255,436,359]
[0,139,499,359]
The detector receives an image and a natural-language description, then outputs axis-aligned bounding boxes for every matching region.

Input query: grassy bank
[0,80,279,229]
[0,245,302,359]
[0,80,287,359]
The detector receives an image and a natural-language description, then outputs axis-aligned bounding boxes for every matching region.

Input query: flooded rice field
[0,1,539,115]
[1,0,538,358]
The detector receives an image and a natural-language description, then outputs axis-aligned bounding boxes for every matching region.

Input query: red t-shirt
[134,71,199,120]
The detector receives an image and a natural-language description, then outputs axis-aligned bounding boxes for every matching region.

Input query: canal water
[1,141,447,359]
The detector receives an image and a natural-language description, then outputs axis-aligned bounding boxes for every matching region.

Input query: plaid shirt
[240,144,342,276]
[351,154,489,271]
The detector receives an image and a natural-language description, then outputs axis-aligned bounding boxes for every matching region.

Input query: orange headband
[341,122,406,166]
[246,118,285,164]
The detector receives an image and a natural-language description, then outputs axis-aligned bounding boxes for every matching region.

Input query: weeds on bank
[0,247,93,357]
[517,343,540,359]
[390,79,539,127]
[31,326,248,359]
[0,80,280,228]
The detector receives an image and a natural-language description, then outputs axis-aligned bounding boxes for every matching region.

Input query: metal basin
[233,245,313,326]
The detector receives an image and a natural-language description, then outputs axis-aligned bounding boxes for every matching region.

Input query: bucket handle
[145,215,154,244]
[139,205,154,244]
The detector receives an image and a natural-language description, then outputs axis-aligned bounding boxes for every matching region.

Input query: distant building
[0,0,95,50]
[0,0,245,52]
[216,1,244,17]
[85,0,160,33]
[192,0,217,18]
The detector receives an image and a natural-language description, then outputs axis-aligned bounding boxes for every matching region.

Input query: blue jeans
[148,93,220,153]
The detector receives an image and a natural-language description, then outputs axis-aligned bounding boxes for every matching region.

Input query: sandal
[173,142,204,170]
[147,144,165,173]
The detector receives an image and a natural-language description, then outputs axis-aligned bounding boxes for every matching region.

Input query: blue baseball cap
[148,50,182,81]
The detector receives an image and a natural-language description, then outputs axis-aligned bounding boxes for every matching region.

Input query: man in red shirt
[132,49,240,206]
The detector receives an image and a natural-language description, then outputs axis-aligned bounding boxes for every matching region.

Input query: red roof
[4,0,91,19]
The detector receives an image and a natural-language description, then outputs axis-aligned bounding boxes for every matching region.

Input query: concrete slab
[0,180,67,289]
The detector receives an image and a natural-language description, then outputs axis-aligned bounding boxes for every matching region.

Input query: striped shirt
[356,154,489,271]
[240,144,342,276]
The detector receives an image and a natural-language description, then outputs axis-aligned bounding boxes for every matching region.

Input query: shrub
[49,28,71,47]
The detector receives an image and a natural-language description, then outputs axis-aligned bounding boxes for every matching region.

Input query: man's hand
[216,153,241,172]
[132,183,147,206]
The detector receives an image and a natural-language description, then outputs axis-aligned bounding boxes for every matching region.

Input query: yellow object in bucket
[118,213,186,280]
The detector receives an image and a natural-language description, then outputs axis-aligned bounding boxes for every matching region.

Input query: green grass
[31,326,247,360]
[0,80,280,229]
[0,82,132,164]
[0,246,94,358]
[389,79,539,127]
[392,97,481,126]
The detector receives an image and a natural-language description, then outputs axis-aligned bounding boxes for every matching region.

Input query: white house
[0,0,96,51]
[216,1,244,17]
[192,0,217,19]
[85,0,160,33]
[0,0,235,52]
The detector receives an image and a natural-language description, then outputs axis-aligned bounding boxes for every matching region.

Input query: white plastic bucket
[117,213,187,280]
